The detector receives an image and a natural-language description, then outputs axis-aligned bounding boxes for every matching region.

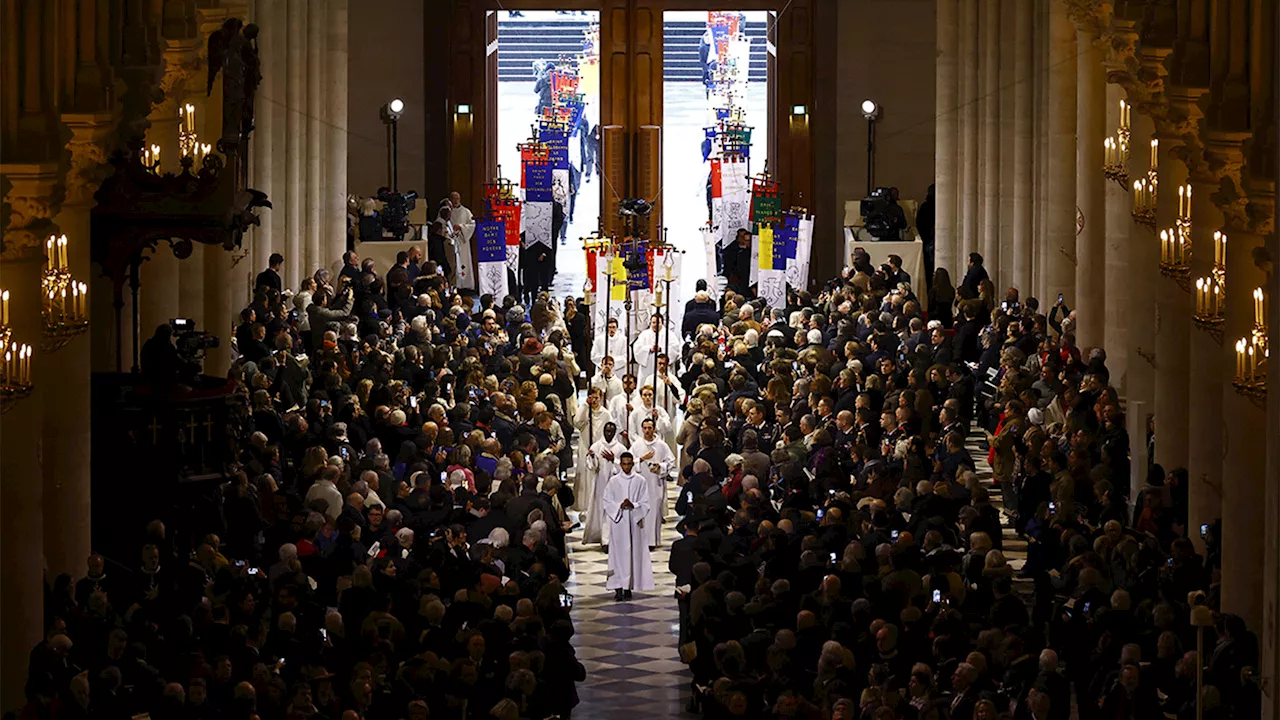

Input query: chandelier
[1,290,35,413]
[1102,99,1130,185]
[1232,287,1268,407]
[1193,231,1226,342]
[41,234,90,352]
[142,143,162,174]
[1131,139,1158,233]
[178,103,213,164]
[1158,183,1192,290]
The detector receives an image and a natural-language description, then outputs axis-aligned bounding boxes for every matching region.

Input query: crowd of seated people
[666,249,1261,719]
[26,249,590,720]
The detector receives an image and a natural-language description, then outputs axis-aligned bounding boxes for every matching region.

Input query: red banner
[711,159,723,198]
[490,201,522,246]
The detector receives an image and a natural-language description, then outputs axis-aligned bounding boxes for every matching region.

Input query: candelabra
[1193,231,1227,342]
[1131,138,1158,233]
[0,289,35,413]
[142,143,162,173]
[1158,183,1192,290]
[1103,99,1131,185]
[41,234,90,352]
[178,104,212,164]
[1232,286,1268,407]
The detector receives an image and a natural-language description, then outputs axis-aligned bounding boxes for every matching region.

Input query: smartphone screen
[829,552,837,563]
[933,590,942,603]
[891,530,900,541]
[1200,524,1208,538]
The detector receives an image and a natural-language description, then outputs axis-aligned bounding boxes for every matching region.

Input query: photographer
[140,323,183,386]
[305,285,354,349]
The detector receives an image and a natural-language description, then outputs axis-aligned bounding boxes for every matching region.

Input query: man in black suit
[669,517,713,587]
[255,253,285,295]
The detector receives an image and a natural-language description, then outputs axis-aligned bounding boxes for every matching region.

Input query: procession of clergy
[578,311,681,601]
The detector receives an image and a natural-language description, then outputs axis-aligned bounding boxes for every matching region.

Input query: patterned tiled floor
[564,483,697,718]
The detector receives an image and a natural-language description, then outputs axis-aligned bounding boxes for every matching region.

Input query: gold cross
[185,414,198,445]
[203,414,217,441]
[147,417,161,444]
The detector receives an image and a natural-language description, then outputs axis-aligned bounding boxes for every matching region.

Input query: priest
[571,387,614,514]
[582,421,627,546]
[591,317,629,370]
[607,373,640,442]
[631,312,665,386]
[589,355,625,402]
[630,417,674,549]
[603,451,654,600]
[628,385,673,451]
[448,191,477,292]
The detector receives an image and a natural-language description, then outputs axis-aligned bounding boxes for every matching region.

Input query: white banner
[750,233,760,286]
[524,201,553,249]
[797,215,814,290]
[592,260,626,355]
[714,159,750,248]
[759,269,786,310]
[478,262,508,304]
[506,244,521,278]
[701,226,719,287]
[552,169,569,207]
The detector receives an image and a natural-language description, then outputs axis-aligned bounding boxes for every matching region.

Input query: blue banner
[538,124,570,170]
[626,249,649,291]
[524,164,553,203]
[779,214,800,260]
[476,220,506,263]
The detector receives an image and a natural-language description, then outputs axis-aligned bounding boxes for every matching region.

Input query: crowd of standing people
[20,198,1263,720]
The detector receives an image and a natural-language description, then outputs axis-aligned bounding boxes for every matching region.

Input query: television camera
[860,186,906,241]
[378,189,418,240]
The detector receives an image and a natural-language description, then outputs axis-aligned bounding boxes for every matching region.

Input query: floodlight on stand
[456,103,472,115]
[791,105,807,116]
[861,99,880,120]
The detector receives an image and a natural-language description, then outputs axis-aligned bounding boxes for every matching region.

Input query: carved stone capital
[1066,0,1111,37]
[1,162,64,262]
[1244,181,1275,240]
[62,112,120,207]
[156,39,205,115]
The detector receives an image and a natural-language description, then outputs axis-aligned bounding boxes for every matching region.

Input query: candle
[1237,339,1246,377]
[59,234,67,268]
[1248,344,1256,381]
[1151,138,1159,170]
[2,289,8,325]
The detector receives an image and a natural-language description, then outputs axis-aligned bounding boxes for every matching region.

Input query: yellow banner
[611,256,627,301]
[757,225,774,270]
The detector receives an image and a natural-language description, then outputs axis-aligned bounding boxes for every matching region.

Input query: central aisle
[563,483,695,718]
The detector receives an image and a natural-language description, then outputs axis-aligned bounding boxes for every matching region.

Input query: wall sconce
[791,105,807,116]
[456,104,472,115]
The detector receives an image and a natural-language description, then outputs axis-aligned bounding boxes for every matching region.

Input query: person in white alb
[603,452,654,600]
[631,312,664,387]
[608,373,640,443]
[630,417,673,549]
[589,355,625,402]
[571,387,613,512]
[447,191,477,292]
[582,421,627,546]
[628,385,672,449]
[651,352,683,460]
[591,317,629,371]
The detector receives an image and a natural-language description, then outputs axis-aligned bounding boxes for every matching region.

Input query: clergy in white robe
[651,354,684,460]
[603,453,655,597]
[591,317,629,370]
[582,423,627,545]
[631,313,664,388]
[589,356,625,402]
[571,388,614,513]
[448,192,477,292]
[628,386,673,450]
[608,375,640,441]
[630,417,674,549]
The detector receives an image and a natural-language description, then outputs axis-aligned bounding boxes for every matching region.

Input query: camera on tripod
[860,187,905,241]
[377,189,418,240]
[170,318,220,364]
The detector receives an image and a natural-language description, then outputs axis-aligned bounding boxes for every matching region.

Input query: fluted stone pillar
[1033,0,1048,293]
[0,165,57,710]
[1125,111,1157,493]
[285,0,305,288]
[1074,28,1105,349]
[326,0,349,274]
[997,0,1014,287]
[1185,172,1224,554]
[1102,83,1130,393]
[43,114,113,580]
[1043,0,1076,305]
[305,0,324,275]
[979,0,1000,281]
[935,0,959,277]
[1220,224,1266,632]
[1011,0,1033,293]
[203,242,234,376]
[959,0,979,259]
[1152,144,1190,472]
[250,0,277,287]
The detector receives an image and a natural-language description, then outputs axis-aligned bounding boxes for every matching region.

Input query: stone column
[1074,27,1105,349]
[203,243,234,376]
[0,164,56,711]
[1011,0,1033,293]
[1220,223,1267,632]
[1043,0,1076,305]
[979,0,1000,282]
[1184,168,1224,554]
[1033,0,1048,293]
[997,0,1015,286]
[250,0,277,284]
[141,100,182,343]
[326,0,349,275]
[934,0,959,277]
[1125,110,1157,492]
[305,0,324,276]
[285,0,305,287]
[1102,82,1130,394]
[1152,143,1190,472]
[43,114,113,581]
[959,0,979,258]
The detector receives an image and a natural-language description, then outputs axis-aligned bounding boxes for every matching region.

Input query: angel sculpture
[207,18,262,154]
